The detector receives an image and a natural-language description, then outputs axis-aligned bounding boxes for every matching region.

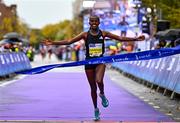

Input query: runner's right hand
[41,39,53,45]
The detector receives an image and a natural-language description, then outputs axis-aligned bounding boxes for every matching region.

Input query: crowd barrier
[111,54,180,95]
[0,52,31,76]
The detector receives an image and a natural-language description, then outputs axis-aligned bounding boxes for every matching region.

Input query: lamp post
[143,5,157,37]
[149,5,158,36]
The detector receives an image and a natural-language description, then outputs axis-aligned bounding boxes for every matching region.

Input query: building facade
[0,0,17,25]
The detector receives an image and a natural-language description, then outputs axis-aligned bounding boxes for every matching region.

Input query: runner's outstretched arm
[103,31,145,42]
[42,32,86,45]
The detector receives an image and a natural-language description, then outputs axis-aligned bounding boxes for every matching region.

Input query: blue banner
[111,53,180,94]
[16,46,180,75]
[0,52,31,76]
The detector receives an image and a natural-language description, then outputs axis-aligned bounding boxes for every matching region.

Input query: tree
[71,17,83,37]
[15,18,29,38]
[0,16,30,40]
[0,17,13,38]
[142,0,180,28]
[29,29,43,47]
[41,18,83,42]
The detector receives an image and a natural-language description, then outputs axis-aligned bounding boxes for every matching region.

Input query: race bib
[89,43,103,57]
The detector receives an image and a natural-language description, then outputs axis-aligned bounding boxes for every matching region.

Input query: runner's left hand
[137,35,145,41]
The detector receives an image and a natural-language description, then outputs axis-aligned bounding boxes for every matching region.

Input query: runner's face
[89,18,100,30]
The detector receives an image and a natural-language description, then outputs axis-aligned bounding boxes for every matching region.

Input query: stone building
[0,0,17,25]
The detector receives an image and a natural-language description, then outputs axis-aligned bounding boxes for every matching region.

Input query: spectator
[159,40,167,48]
[118,16,129,37]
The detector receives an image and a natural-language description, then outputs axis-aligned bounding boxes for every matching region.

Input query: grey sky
[3,0,75,29]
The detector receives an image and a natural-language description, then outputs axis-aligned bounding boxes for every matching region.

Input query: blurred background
[0,0,180,63]
[0,1,180,120]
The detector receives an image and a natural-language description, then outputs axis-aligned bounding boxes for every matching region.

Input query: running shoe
[99,94,109,108]
[94,108,100,121]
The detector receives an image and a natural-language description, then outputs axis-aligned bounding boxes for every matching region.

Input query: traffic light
[142,20,150,34]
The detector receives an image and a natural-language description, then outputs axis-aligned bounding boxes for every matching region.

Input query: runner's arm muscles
[51,32,85,45]
[103,31,137,42]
